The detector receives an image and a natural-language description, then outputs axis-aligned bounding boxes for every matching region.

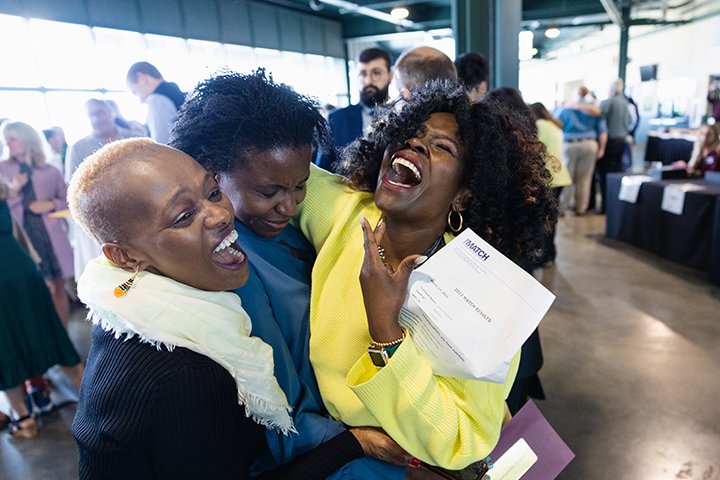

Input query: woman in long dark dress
[0,181,83,438]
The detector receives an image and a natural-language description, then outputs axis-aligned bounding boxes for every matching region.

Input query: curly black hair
[169,69,328,172]
[336,79,556,262]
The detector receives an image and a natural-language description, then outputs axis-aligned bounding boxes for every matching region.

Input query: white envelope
[399,229,555,381]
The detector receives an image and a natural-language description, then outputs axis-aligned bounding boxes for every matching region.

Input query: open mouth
[384,154,422,188]
[211,229,246,268]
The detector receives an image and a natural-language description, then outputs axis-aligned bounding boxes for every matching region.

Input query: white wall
[519,14,720,126]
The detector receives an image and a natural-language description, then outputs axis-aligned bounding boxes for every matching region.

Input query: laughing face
[217,145,311,239]
[374,112,469,226]
[116,148,249,292]
[358,58,392,107]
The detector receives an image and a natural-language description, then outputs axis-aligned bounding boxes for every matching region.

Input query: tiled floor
[2,213,719,479]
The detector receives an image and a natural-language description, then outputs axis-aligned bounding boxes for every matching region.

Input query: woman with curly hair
[295,79,556,470]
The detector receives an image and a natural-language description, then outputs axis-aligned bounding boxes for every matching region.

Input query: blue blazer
[316,104,364,172]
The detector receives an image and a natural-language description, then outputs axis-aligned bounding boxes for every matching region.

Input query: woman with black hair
[295,79,556,469]
[170,70,410,479]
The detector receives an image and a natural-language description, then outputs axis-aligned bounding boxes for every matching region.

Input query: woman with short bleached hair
[68,138,390,479]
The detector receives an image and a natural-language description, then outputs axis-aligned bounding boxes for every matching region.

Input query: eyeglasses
[357,68,389,81]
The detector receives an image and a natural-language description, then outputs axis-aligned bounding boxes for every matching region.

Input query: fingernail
[377,217,384,226]
[409,458,421,468]
[359,214,365,228]
[414,255,428,266]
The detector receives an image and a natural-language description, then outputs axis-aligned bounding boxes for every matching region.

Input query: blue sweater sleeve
[239,263,346,475]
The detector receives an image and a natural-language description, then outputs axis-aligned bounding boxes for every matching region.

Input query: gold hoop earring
[447,210,463,234]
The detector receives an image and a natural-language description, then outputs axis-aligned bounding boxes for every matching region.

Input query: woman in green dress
[0,181,83,438]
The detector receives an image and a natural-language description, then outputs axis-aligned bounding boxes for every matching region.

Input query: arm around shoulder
[255,430,365,480]
[149,359,263,479]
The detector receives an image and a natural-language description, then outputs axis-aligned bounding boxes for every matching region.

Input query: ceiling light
[390,7,409,19]
[545,28,560,39]
[309,0,324,10]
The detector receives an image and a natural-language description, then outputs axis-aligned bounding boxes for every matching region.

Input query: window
[0,14,348,148]
[93,27,147,90]
[0,91,49,129]
[187,39,228,85]
[0,15,42,88]
[225,44,257,74]
[29,19,99,89]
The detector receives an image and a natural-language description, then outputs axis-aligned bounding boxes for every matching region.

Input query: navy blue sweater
[72,326,363,479]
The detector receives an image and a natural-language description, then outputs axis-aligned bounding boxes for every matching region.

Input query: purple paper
[488,401,574,479]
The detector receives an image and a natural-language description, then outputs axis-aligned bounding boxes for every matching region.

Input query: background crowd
[1,36,719,479]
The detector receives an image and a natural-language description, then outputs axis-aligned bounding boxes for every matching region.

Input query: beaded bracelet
[370,329,406,348]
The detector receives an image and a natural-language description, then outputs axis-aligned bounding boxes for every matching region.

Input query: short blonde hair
[2,121,47,168]
[68,137,162,245]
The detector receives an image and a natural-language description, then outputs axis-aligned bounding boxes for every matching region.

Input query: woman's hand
[9,173,28,195]
[349,426,412,466]
[28,200,55,215]
[359,216,425,343]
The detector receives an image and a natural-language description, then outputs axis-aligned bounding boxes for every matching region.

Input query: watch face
[368,347,389,368]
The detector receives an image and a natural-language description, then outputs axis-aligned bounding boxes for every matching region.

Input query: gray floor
[2,213,719,479]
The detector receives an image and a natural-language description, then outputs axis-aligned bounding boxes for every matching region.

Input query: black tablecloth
[606,174,720,284]
[645,135,694,165]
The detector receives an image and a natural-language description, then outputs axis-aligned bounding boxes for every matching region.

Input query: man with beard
[316,48,392,172]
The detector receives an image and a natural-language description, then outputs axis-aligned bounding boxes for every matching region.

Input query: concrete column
[618,3,631,84]
[452,0,521,89]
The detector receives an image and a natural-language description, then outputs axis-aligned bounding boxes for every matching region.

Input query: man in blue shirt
[316,48,392,172]
[556,86,608,215]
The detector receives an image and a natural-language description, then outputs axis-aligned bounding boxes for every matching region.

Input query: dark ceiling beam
[341,3,449,37]
[317,0,423,28]
[522,17,687,30]
[522,0,606,21]
[523,20,612,29]
[257,0,339,18]
[362,0,437,8]
[598,0,624,26]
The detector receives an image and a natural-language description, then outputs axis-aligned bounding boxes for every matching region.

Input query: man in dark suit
[316,48,392,172]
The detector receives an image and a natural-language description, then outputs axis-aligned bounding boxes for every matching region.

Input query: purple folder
[488,401,575,479]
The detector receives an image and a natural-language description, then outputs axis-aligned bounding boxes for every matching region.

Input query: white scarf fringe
[79,257,296,435]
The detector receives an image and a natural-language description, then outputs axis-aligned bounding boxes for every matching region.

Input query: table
[606,174,720,284]
[644,133,695,165]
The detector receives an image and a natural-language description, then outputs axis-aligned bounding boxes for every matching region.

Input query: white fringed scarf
[77,257,295,435]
